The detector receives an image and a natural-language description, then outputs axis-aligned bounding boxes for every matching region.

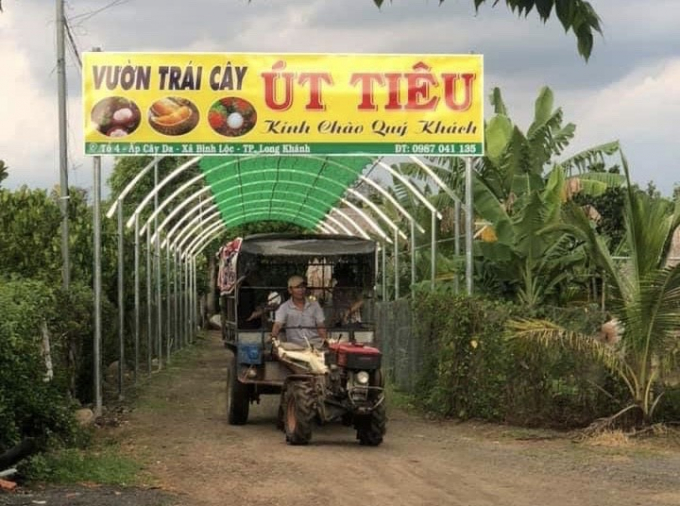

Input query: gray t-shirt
[275,298,325,345]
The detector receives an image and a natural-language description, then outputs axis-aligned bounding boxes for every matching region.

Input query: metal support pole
[166,246,171,363]
[184,260,190,343]
[117,203,124,399]
[374,247,380,295]
[146,229,152,373]
[465,158,474,295]
[177,246,184,348]
[191,259,196,340]
[93,156,102,416]
[381,246,387,301]
[57,0,70,290]
[155,228,162,370]
[454,200,461,295]
[410,220,416,295]
[134,214,140,383]
[393,229,399,299]
[431,210,436,290]
[154,162,162,369]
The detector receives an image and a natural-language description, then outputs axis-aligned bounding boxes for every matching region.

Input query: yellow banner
[83,52,484,156]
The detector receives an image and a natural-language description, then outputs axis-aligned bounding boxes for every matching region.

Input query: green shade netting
[198,156,374,229]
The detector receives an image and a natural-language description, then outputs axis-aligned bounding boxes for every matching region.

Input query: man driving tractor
[270,275,328,347]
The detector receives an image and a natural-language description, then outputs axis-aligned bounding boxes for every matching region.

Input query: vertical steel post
[93,155,102,416]
[381,246,387,301]
[174,250,180,349]
[57,0,70,290]
[117,203,124,399]
[454,200,461,295]
[431,210,436,290]
[134,214,140,384]
[166,246,171,363]
[465,158,474,295]
[393,229,399,299]
[146,229,152,373]
[154,162,161,369]
[155,229,162,369]
[410,220,416,295]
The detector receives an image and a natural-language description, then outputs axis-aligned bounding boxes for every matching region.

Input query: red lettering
[442,73,475,111]
[298,72,333,111]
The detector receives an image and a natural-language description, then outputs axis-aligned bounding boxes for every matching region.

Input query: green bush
[412,293,625,428]
[0,279,79,452]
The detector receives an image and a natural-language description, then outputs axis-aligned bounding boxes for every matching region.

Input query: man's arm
[271,303,286,338]
[313,302,327,340]
[271,321,283,338]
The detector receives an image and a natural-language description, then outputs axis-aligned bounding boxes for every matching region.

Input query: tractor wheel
[226,352,250,425]
[276,391,286,431]
[284,381,315,445]
[355,402,387,446]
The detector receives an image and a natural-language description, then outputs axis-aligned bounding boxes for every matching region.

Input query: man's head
[287,275,307,299]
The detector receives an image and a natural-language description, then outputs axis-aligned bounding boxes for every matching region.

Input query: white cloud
[1,0,680,196]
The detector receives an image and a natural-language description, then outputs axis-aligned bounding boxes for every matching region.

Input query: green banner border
[85,142,483,157]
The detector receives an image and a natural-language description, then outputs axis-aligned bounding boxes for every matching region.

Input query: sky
[0,0,679,196]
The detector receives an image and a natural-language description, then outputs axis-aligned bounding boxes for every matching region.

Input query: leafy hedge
[0,278,117,453]
[412,293,627,428]
[0,279,75,451]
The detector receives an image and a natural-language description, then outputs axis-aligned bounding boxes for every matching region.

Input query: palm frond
[560,141,620,174]
[507,318,633,392]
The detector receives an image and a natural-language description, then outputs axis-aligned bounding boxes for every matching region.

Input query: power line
[64,19,82,68]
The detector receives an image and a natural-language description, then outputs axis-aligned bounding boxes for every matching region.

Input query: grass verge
[19,446,146,486]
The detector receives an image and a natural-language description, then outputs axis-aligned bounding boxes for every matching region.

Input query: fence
[375,299,419,392]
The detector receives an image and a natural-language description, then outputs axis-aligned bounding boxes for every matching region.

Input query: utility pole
[56,0,70,289]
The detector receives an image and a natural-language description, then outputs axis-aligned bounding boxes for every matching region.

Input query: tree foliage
[509,155,680,424]
[373,0,602,60]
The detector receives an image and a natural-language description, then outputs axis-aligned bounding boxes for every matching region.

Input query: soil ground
[3,331,680,506]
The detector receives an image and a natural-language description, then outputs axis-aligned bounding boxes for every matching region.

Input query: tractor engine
[326,342,382,409]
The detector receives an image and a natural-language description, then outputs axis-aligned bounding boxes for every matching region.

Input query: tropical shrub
[0,279,79,452]
[412,292,621,427]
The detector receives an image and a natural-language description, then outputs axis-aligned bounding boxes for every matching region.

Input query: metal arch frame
[375,159,442,219]
[358,175,425,234]
[98,153,464,415]
[220,205,392,245]
[180,221,227,260]
[127,155,436,238]
[126,156,203,228]
[170,199,333,252]
[189,181,382,233]
[170,211,223,252]
[338,198,392,242]
[169,187,386,242]
[327,208,371,239]
[153,176,392,246]
[106,156,164,218]
[408,156,462,204]
[160,200,218,248]
[112,156,442,243]
[346,188,407,241]
[324,213,356,236]
[159,196,350,248]
[140,171,208,236]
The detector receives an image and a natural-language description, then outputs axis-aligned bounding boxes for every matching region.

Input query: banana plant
[471,87,622,306]
[508,155,680,424]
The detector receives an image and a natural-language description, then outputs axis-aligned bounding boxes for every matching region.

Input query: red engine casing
[328,342,382,370]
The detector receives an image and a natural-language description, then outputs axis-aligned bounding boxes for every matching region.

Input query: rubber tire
[355,402,387,446]
[284,381,315,445]
[276,392,286,432]
[226,352,250,425]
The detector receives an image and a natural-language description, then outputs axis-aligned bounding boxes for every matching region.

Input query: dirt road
[7,331,680,506]
[104,331,680,506]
